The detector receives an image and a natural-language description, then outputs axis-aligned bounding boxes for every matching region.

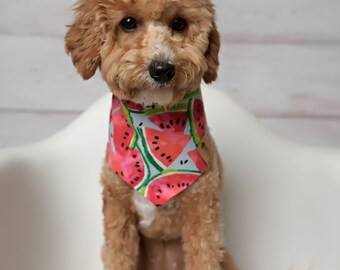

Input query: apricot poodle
[65,0,237,269]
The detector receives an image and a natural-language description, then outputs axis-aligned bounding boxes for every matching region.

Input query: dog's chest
[133,191,157,228]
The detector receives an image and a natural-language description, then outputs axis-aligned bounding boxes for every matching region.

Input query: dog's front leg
[180,176,225,270]
[101,175,139,270]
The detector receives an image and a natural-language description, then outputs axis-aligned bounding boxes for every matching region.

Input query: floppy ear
[65,0,104,80]
[203,22,220,84]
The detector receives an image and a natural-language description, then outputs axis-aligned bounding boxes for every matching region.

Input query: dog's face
[65,0,220,106]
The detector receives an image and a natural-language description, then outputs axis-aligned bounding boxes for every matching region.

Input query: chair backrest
[1,85,339,270]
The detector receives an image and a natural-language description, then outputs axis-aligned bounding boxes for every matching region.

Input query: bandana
[107,87,209,206]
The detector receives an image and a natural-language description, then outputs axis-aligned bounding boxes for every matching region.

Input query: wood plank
[0,0,73,37]
[1,111,339,148]
[260,117,340,147]
[0,35,107,111]
[215,0,340,42]
[1,35,340,117]
[0,111,78,148]
[216,43,340,117]
[1,0,340,41]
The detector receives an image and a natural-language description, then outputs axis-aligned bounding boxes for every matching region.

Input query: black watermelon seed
[154,136,159,139]
[158,189,162,193]
[176,119,180,125]
[169,159,172,162]
[182,120,185,126]
[115,171,119,175]
[157,195,160,199]
[170,120,173,125]
[152,141,158,144]
[166,125,171,129]
[166,156,171,160]
[161,153,166,157]
[139,122,143,126]
[130,181,134,185]
[167,184,170,187]
[121,171,124,176]
[172,185,175,188]
[182,183,185,187]
[121,143,125,147]
[127,124,131,128]
[186,183,189,186]
[177,184,180,188]
[198,117,201,121]
[184,160,188,164]
[160,123,164,128]
[125,146,129,151]
[180,161,183,165]
[132,155,137,158]
[155,147,160,151]
[137,169,142,172]
[125,132,129,136]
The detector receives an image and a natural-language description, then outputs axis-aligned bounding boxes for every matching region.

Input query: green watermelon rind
[188,98,201,146]
[137,127,164,172]
[138,169,201,195]
[121,103,138,149]
[144,103,188,117]
[134,144,151,190]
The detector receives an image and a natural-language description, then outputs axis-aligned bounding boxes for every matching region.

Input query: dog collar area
[107,87,209,206]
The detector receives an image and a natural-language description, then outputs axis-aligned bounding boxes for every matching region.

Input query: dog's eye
[120,17,138,32]
[172,17,187,32]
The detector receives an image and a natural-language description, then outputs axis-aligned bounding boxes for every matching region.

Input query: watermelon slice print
[108,143,149,188]
[148,111,188,133]
[189,98,206,146]
[144,170,201,206]
[111,104,137,154]
[188,149,207,173]
[138,127,191,171]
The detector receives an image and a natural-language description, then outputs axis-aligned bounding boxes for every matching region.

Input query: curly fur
[65,0,236,269]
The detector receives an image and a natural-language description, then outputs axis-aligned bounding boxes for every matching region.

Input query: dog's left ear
[203,22,220,84]
[65,0,103,80]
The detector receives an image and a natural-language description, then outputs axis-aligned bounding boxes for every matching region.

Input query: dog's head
[65,0,220,106]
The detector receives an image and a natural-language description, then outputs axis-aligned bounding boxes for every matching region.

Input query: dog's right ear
[65,0,104,80]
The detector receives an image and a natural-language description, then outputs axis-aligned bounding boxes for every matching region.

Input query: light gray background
[1,0,339,148]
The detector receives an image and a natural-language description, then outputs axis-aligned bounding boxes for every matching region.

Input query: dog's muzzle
[149,60,175,84]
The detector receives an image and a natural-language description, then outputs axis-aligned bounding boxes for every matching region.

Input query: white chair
[0,85,339,270]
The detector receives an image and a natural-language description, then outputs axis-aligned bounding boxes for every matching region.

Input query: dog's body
[65,0,237,269]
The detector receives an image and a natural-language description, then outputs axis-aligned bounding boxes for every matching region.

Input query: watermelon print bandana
[107,87,209,206]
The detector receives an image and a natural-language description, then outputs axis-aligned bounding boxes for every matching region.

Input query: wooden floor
[1,0,340,148]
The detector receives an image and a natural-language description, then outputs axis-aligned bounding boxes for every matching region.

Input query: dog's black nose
[149,61,175,84]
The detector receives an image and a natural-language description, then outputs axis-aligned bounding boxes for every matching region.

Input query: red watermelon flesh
[111,97,121,111]
[189,98,206,146]
[188,149,207,173]
[108,144,148,188]
[148,111,188,133]
[123,100,144,112]
[112,105,137,154]
[143,127,191,169]
[146,171,200,206]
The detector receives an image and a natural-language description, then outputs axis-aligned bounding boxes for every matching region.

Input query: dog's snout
[149,61,175,84]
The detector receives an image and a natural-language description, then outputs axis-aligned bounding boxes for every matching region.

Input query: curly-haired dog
[65,0,237,269]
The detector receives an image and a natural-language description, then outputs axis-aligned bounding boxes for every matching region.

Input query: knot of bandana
[107,87,209,206]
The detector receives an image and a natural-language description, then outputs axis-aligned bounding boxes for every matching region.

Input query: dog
[65,0,237,269]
